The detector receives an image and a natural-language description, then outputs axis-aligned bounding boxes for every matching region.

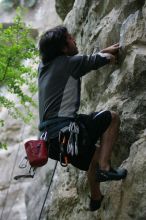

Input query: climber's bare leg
[87,112,120,199]
[98,112,120,171]
[87,148,102,200]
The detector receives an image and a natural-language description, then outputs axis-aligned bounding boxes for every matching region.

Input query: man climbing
[38,26,127,211]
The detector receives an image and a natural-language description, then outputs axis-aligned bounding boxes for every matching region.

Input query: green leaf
[0,9,38,129]
[0,142,7,150]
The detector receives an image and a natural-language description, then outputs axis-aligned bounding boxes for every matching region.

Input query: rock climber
[38,25,127,211]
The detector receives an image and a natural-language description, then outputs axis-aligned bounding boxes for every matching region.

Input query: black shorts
[48,111,112,171]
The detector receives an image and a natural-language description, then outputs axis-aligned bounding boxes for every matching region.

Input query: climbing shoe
[96,167,127,182]
[89,195,104,211]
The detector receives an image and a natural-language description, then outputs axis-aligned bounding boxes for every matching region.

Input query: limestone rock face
[55,0,75,20]
[43,0,146,220]
[0,0,146,220]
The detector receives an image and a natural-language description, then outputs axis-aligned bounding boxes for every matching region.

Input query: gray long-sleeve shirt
[38,52,110,124]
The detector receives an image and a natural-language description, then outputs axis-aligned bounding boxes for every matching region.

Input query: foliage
[0,9,38,148]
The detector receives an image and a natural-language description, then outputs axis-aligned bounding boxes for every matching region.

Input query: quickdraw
[59,122,79,167]
[59,133,69,167]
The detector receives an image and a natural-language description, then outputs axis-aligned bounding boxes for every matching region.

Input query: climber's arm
[68,52,116,79]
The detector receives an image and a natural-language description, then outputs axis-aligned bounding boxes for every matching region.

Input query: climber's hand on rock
[107,53,116,64]
[100,43,120,55]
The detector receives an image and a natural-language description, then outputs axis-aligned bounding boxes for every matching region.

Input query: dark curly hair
[39,26,68,64]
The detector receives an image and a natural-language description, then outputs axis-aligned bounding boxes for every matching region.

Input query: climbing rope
[38,160,58,220]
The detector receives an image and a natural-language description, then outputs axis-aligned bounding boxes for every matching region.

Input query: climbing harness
[14,121,79,178]
[12,121,80,219]
[59,122,79,167]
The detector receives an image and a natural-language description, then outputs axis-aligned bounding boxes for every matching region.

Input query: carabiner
[19,156,28,169]
[60,154,68,167]
[29,167,36,177]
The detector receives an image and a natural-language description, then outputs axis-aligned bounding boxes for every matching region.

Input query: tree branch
[0,57,11,85]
